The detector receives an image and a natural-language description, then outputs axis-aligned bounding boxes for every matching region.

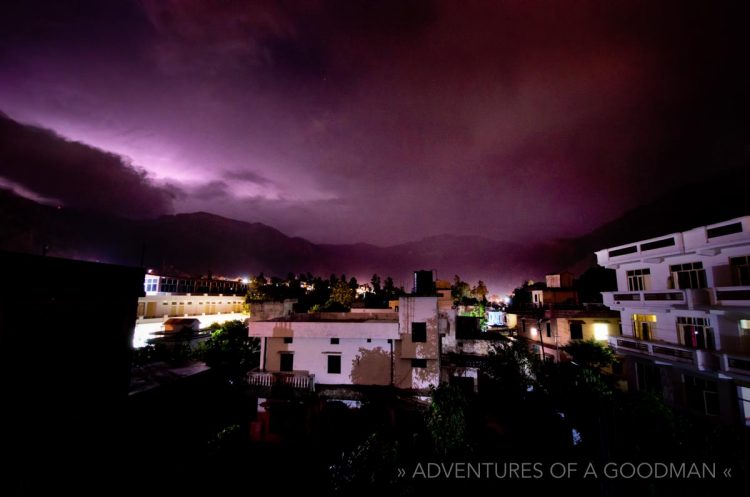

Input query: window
[283,337,293,344]
[730,256,750,286]
[279,353,293,372]
[684,375,719,416]
[569,322,583,340]
[411,359,427,368]
[707,222,742,238]
[633,314,656,341]
[367,338,372,343]
[330,338,339,345]
[627,268,651,291]
[327,355,341,374]
[593,323,609,341]
[640,237,675,251]
[670,262,707,289]
[411,322,427,342]
[546,322,551,338]
[677,317,714,350]
[609,245,637,257]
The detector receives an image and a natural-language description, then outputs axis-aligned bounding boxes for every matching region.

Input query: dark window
[367,338,372,343]
[670,262,707,289]
[707,222,742,239]
[546,322,552,338]
[330,338,339,345]
[609,245,637,257]
[280,353,293,372]
[411,322,427,342]
[730,256,750,286]
[684,375,719,416]
[570,322,583,340]
[283,337,293,344]
[411,359,427,368]
[640,237,675,251]
[327,355,341,374]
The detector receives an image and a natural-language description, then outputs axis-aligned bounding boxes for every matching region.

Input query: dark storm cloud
[0,0,747,243]
[223,170,275,187]
[0,112,176,217]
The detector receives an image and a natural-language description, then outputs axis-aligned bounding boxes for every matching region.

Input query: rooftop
[261,311,398,323]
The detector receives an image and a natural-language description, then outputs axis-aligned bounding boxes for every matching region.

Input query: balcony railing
[247,370,315,391]
[713,286,750,304]
[604,291,684,307]
[603,289,711,308]
[608,336,718,371]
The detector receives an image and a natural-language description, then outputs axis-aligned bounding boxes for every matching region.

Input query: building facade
[248,294,444,393]
[596,216,750,425]
[512,307,620,362]
[133,274,247,347]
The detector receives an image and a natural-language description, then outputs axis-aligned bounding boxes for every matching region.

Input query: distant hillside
[1,165,747,293]
[0,188,563,291]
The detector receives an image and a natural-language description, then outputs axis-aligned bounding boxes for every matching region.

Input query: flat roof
[260,313,398,323]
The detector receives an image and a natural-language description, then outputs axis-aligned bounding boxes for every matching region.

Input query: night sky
[1,0,748,245]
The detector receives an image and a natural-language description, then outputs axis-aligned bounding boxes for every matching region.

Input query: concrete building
[248,294,444,393]
[596,216,750,425]
[508,272,620,362]
[133,275,247,347]
[143,272,247,296]
[512,306,621,362]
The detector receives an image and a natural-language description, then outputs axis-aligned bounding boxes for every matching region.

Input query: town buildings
[507,272,620,362]
[596,216,750,425]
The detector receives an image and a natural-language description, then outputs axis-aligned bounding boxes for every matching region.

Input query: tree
[370,274,382,294]
[562,339,615,370]
[482,336,541,401]
[329,280,355,308]
[426,383,471,457]
[193,320,259,383]
[452,275,471,301]
[472,280,489,301]
[246,272,268,301]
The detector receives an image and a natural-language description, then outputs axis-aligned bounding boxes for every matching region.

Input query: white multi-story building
[596,216,750,425]
[248,295,444,393]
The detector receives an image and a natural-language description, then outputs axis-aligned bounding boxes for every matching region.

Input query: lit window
[594,323,608,341]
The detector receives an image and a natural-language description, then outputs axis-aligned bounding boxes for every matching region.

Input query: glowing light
[242,277,249,284]
[594,323,609,341]
[530,327,538,337]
